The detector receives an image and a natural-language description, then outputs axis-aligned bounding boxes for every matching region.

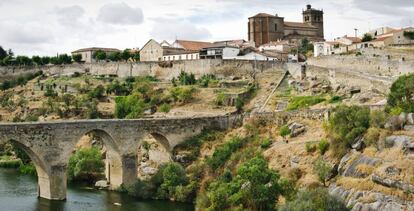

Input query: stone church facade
[248,4,324,47]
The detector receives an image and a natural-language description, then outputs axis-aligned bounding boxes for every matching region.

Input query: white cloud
[97,2,144,25]
[150,18,212,41]
[56,5,85,25]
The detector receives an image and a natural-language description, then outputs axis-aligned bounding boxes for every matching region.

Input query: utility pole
[354,28,358,38]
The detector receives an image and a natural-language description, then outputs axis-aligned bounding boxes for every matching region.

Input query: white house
[199,44,240,59]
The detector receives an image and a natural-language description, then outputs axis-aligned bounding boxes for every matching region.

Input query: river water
[0,168,194,211]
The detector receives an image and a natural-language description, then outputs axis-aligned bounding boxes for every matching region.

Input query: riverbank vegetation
[67,147,105,182]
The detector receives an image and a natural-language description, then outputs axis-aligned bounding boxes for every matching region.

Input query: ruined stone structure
[0,114,242,200]
[248,4,324,47]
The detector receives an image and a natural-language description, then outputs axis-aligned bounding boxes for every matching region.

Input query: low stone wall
[0,60,285,82]
[248,109,329,125]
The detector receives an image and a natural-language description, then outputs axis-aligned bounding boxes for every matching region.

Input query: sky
[0,0,413,56]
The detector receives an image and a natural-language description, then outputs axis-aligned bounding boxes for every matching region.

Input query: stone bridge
[0,113,242,200]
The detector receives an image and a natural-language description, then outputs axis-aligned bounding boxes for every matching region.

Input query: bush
[198,74,217,87]
[73,54,82,63]
[201,156,283,211]
[168,86,195,104]
[19,163,37,176]
[364,127,381,147]
[215,92,225,106]
[159,103,171,113]
[127,179,156,199]
[329,95,343,103]
[287,95,325,111]
[44,85,58,97]
[279,125,291,139]
[115,95,148,119]
[280,188,349,211]
[370,110,388,128]
[305,142,317,153]
[261,138,272,149]
[235,97,244,111]
[67,147,105,182]
[318,139,329,155]
[207,136,247,170]
[313,158,332,186]
[387,73,414,113]
[88,85,105,99]
[153,163,188,200]
[176,71,196,85]
[326,105,370,158]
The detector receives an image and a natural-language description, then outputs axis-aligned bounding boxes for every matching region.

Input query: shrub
[280,188,349,211]
[176,71,196,85]
[326,105,370,158]
[279,125,291,139]
[364,127,380,147]
[313,157,332,186]
[387,73,414,113]
[159,103,171,113]
[361,33,373,42]
[67,147,105,182]
[73,54,82,63]
[202,156,283,211]
[88,85,105,99]
[127,179,156,199]
[207,136,247,170]
[115,95,147,119]
[198,74,217,87]
[370,110,388,128]
[44,85,58,97]
[305,142,317,153]
[390,107,403,116]
[329,95,343,103]
[19,163,37,176]
[152,163,188,200]
[261,138,272,149]
[168,86,195,104]
[287,96,325,111]
[215,92,225,106]
[318,139,329,155]
[235,97,244,111]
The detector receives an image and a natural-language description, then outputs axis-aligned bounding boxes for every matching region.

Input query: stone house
[140,39,164,62]
[248,4,324,47]
[71,47,120,63]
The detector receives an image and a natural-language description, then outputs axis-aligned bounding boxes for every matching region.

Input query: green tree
[326,105,370,158]
[108,51,121,61]
[387,73,414,113]
[362,33,373,42]
[121,49,131,61]
[67,147,105,181]
[72,54,82,63]
[313,158,332,186]
[41,56,50,65]
[32,56,42,65]
[0,46,7,60]
[94,50,107,61]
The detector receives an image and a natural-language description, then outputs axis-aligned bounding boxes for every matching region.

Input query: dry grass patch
[336,177,414,201]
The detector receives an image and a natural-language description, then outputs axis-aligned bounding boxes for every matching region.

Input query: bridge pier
[122,155,138,187]
[38,165,67,200]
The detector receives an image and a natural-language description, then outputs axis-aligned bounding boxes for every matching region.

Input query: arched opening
[137,133,172,180]
[0,139,53,199]
[68,129,123,189]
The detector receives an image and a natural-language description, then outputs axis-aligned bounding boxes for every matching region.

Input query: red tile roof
[343,36,362,43]
[175,40,213,51]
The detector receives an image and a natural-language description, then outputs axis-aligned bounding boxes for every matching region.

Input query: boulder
[404,124,414,131]
[372,174,414,194]
[407,113,414,125]
[288,122,306,137]
[385,116,405,131]
[352,137,365,151]
[398,112,408,125]
[384,136,412,149]
[142,167,158,175]
[95,180,109,189]
[384,166,400,176]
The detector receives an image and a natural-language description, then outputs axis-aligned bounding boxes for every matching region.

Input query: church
[248,4,325,47]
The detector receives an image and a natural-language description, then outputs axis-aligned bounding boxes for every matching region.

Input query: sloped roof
[72,47,120,53]
[250,13,276,18]
[343,36,362,43]
[284,21,317,29]
[214,39,246,46]
[175,40,213,51]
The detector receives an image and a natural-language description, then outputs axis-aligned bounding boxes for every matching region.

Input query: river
[0,168,194,211]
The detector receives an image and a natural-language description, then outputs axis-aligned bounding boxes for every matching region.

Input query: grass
[286,95,325,111]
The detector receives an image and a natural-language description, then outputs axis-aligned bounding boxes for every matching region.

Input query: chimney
[306,4,311,10]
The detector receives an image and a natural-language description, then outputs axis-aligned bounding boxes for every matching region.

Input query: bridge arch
[67,129,124,189]
[1,139,60,200]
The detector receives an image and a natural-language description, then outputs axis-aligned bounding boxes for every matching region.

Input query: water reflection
[0,168,193,211]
